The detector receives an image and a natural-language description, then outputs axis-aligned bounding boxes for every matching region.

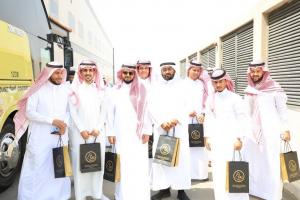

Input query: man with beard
[107,64,152,200]
[243,60,291,200]
[69,60,107,200]
[204,69,250,200]
[14,61,71,200]
[149,62,191,200]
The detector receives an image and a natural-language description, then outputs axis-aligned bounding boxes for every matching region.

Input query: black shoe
[151,188,171,200]
[177,190,190,200]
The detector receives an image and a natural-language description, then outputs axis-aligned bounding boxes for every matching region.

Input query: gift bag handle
[191,117,196,124]
[56,135,63,147]
[109,144,116,153]
[84,136,98,144]
[167,127,176,137]
[283,141,292,153]
[232,150,242,161]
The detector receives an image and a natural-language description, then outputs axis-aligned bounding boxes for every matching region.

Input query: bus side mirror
[64,47,73,67]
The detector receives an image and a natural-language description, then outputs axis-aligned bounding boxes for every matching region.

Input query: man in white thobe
[205,69,250,200]
[149,62,191,200]
[15,62,71,200]
[107,64,152,200]
[136,59,155,175]
[243,60,291,200]
[69,60,106,200]
[184,60,211,181]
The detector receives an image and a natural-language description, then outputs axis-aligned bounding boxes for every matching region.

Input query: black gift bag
[80,137,101,173]
[280,141,300,183]
[52,136,72,178]
[154,128,180,167]
[104,145,120,182]
[226,151,249,193]
[188,118,204,147]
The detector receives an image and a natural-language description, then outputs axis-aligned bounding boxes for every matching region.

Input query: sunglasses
[81,68,96,72]
[122,71,134,75]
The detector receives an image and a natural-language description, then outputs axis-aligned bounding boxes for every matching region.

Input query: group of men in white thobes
[14,58,291,200]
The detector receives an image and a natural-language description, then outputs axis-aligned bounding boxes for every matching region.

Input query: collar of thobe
[121,82,131,90]
[46,80,62,88]
[244,85,263,95]
[139,78,150,84]
[161,78,177,85]
[216,88,229,97]
[187,77,201,84]
[82,81,96,88]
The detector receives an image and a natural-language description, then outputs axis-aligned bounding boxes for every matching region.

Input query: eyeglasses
[122,71,134,75]
[81,68,96,73]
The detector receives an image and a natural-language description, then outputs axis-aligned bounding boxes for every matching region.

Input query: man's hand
[197,114,205,124]
[142,134,150,144]
[234,138,242,151]
[80,131,90,140]
[161,122,171,132]
[189,111,197,117]
[281,130,291,142]
[108,136,116,144]
[169,119,179,128]
[58,126,66,135]
[52,119,67,135]
[90,129,100,137]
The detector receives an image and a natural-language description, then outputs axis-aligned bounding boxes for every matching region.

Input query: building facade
[179,0,300,180]
[44,0,114,82]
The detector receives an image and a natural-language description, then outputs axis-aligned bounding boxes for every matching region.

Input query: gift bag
[154,128,180,167]
[80,137,101,173]
[188,117,204,147]
[280,142,300,183]
[104,145,121,182]
[52,136,72,178]
[226,151,249,193]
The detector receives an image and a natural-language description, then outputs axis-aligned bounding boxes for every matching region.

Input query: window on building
[221,22,253,95]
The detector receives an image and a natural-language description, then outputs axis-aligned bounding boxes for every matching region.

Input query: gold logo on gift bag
[288,160,297,172]
[85,151,97,163]
[106,160,114,172]
[233,170,245,183]
[56,154,63,167]
[191,130,201,140]
[160,144,170,156]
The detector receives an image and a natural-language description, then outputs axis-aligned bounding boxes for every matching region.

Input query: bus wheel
[0,119,22,192]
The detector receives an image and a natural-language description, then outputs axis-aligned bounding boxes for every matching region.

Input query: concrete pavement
[0,171,299,199]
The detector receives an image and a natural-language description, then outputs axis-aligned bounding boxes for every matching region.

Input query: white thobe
[205,89,250,200]
[149,78,191,191]
[18,81,71,200]
[184,78,209,180]
[107,83,152,200]
[243,87,288,200]
[69,82,106,200]
[139,78,155,177]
